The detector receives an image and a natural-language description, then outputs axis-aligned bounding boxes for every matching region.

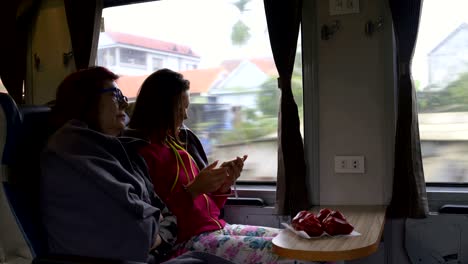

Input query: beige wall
[28,0,76,105]
[312,0,395,205]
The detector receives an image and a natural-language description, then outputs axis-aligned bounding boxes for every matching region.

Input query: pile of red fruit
[291,208,354,237]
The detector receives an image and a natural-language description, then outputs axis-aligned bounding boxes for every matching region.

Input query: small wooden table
[272,205,386,262]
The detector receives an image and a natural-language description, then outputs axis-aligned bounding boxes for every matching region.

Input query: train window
[97,0,303,183]
[413,0,468,183]
[119,48,147,68]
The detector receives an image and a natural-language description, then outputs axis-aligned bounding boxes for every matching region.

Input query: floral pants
[175,224,328,264]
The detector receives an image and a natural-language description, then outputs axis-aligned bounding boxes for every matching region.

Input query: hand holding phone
[218,155,248,195]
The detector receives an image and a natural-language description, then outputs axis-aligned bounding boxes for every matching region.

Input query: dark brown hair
[51,66,119,130]
[129,68,189,143]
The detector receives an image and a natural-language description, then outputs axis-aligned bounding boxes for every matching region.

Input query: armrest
[439,204,468,214]
[220,198,266,219]
[32,255,147,264]
[225,197,265,206]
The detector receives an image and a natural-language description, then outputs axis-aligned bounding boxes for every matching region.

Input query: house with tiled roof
[117,67,227,100]
[427,23,468,91]
[180,68,227,95]
[210,59,276,108]
[116,68,232,133]
[116,57,277,109]
[97,32,200,76]
[116,57,277,135]
[115,75,147,100]
[221,58,277,76]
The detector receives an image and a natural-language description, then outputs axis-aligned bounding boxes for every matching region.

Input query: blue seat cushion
[0,93,22,165]
[3,182,47,257]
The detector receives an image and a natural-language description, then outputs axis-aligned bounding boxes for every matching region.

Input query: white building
[209,59,276,109]
[97,32,200,76]
[427,23,468,91]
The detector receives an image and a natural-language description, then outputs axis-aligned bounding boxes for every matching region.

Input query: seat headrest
[0,93,22,165]
[18,105,52,136]
[20,105,51,120]
[10,105,52,169]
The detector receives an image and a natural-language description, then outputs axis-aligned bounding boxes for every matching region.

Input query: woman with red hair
[41,67,235,264]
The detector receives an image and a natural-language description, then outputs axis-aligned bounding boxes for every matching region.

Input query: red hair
[51,66,119,129]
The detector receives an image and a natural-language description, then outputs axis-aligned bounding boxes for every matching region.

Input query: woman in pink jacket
[129,69,315,264]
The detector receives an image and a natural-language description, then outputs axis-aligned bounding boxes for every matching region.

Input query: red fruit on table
[296,213,324,237]
[292,212,313,230]
[292,210,310,225]
[322,216,354,236]
[329,210,346,221]
[316,208,332,223]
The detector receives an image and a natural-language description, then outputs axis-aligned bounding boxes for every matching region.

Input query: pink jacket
[138,141,230,243]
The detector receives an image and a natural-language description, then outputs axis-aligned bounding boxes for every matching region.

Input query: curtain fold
[388,0,428,218]
[65,0,103,70]
[0,0,40,104]
[0,1,21,102]
[264,0,310,216]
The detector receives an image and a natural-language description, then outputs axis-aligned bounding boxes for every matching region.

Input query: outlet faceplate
[334,156,365,173]
[329,0,360,15]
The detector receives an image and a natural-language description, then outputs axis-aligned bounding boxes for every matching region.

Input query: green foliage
[257,77,280,117]
[231,20,251,46]
[230,0,252,47]
[219,112,277,144]
[413,80,421,91]
[418,72,468,112]
[233,0,250,12]
[292,75,303,108]
[192,121,218,133]
[257,63,304,117]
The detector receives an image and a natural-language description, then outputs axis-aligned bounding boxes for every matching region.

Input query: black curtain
[0,1,39,104]
[264,0,310,217]
[387,0,428,218]
[65,0,103,70]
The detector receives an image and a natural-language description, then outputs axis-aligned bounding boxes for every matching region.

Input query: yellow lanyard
[165,137,199,193]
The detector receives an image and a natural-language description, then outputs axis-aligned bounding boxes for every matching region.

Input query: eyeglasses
[99,87,128,105]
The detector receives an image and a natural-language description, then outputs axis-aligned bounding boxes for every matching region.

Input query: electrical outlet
[334,156,365,173]
[330,0,360,15]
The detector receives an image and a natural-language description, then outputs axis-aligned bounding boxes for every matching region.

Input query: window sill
[231,185,468,211]
[427,186,468,193]
[427,186,468,212]
[234,184,276,206]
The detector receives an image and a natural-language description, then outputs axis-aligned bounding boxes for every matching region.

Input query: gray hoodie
[40,120,176,263]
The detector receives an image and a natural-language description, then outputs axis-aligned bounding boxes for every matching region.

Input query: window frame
[413,2,468,188]
[99,1,319,203]
[151,56,164,71]
[301,0,320,205]
[411,4,468,209]
[119,47,147,69]
[426,185,468,213]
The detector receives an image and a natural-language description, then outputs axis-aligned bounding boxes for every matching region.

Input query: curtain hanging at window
[387,0,428,218]
[65,0,103,70]
[0,0,40,104]
[264,0,310,217]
